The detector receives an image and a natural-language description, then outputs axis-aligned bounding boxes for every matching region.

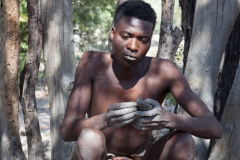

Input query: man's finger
[134,117,151,124]
[108,102,137,110]
[135,110,158,117]
[113,112,137,122]
[115,118,135,128]
[132,122,149,130]
[134,118,159,127]
[108,107,138,117]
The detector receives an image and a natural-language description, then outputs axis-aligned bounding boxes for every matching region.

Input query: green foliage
[165,92,177,107]
[19,0,28,73]
[72,0,116,52]
[38,72,45,79]
[73,0,115,27]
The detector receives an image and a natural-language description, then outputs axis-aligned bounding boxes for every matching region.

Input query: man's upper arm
[164,61,212,117]
[64,52,94,121]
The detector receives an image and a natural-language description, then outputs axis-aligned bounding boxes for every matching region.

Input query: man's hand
[106,102,138,128]
[132,98,168,130]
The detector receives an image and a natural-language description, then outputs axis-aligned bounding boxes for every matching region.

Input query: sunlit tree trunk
[208,58,240,160]
[42,0,76,158]
[213,14,240,122]
[207,13,240,158]
[156,0,183,61]
[19,0,43,159]
[0,0,26,159]
[178,1,240,159]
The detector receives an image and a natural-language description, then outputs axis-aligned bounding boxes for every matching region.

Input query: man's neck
[115,60,143,77]
[112,60,144,90]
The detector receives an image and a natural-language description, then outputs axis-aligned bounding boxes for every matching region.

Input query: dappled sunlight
[0,132,11,157]
[198,75,214,112]
[41,0,77,158]
[0,0,26,158]
[5,0,239,159]
[185,0,240,109]
[0,68,12,157]
[181,1,240,159]
[19,86,51,158]
[208,60,240,159]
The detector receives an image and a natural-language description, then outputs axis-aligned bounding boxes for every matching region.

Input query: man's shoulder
[148,57,177,72]
[146,56,183,82]
[78,51,111,73]
[80,51,111,65]
[81,51,110,60]
[75,51,111,80]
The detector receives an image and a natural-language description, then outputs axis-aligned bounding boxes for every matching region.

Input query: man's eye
[121,35,128,40]
[140,38,149,43]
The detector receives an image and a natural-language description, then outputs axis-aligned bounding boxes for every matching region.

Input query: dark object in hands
[137,96,153,111]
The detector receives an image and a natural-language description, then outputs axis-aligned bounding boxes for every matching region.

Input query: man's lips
[123,54,138,61]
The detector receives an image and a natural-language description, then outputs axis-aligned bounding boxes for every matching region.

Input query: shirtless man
[62,1,222,160]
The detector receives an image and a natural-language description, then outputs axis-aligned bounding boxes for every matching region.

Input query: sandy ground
[19,86,51,160]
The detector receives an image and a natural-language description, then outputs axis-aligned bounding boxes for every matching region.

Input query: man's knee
[173,131,195,146]
[75,128,106,160]
[170,131,195,160]
[77,128,105,143]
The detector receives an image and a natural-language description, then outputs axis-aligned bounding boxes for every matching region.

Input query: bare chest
[89,70,167,116]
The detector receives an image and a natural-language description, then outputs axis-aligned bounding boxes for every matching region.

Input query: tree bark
[179,0,196,72]
[42,0,76,158]
[208,58,240,160]
[214,14,240,121]
[0,0,27,159]
[174,0,196,119]
[156,0,183,61]
[178,1,240,159]
[207,13,240,158]
[19,0,43,159]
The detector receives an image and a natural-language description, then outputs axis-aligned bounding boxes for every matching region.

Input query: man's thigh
[141,131,195,160]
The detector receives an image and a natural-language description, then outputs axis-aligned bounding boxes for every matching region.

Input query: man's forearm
[166,112,222,139]
[62,113,109,141]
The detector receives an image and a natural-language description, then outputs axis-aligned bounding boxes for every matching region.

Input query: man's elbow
[61,126,70,142]
[214,124,223,139]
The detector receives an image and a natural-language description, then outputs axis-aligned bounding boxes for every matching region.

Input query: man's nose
[127,38,138,52]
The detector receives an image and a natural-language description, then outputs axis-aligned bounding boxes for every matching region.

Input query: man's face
[110,16,153,67]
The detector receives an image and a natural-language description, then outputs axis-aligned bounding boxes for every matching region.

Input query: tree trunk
[207,13,240,158]
[42,0,76,159]
[208,58,240,160]
[19,0,43,159]
[214,14,240,121]
[178,1,240,159]
[179,0,196,72]
[0,0,26,159]
[174,0,196,117]
[156,0,183,61]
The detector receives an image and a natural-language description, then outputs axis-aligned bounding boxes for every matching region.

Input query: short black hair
[113,0,157,30]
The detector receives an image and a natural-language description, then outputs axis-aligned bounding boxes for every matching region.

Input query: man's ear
[110,27,115,40]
